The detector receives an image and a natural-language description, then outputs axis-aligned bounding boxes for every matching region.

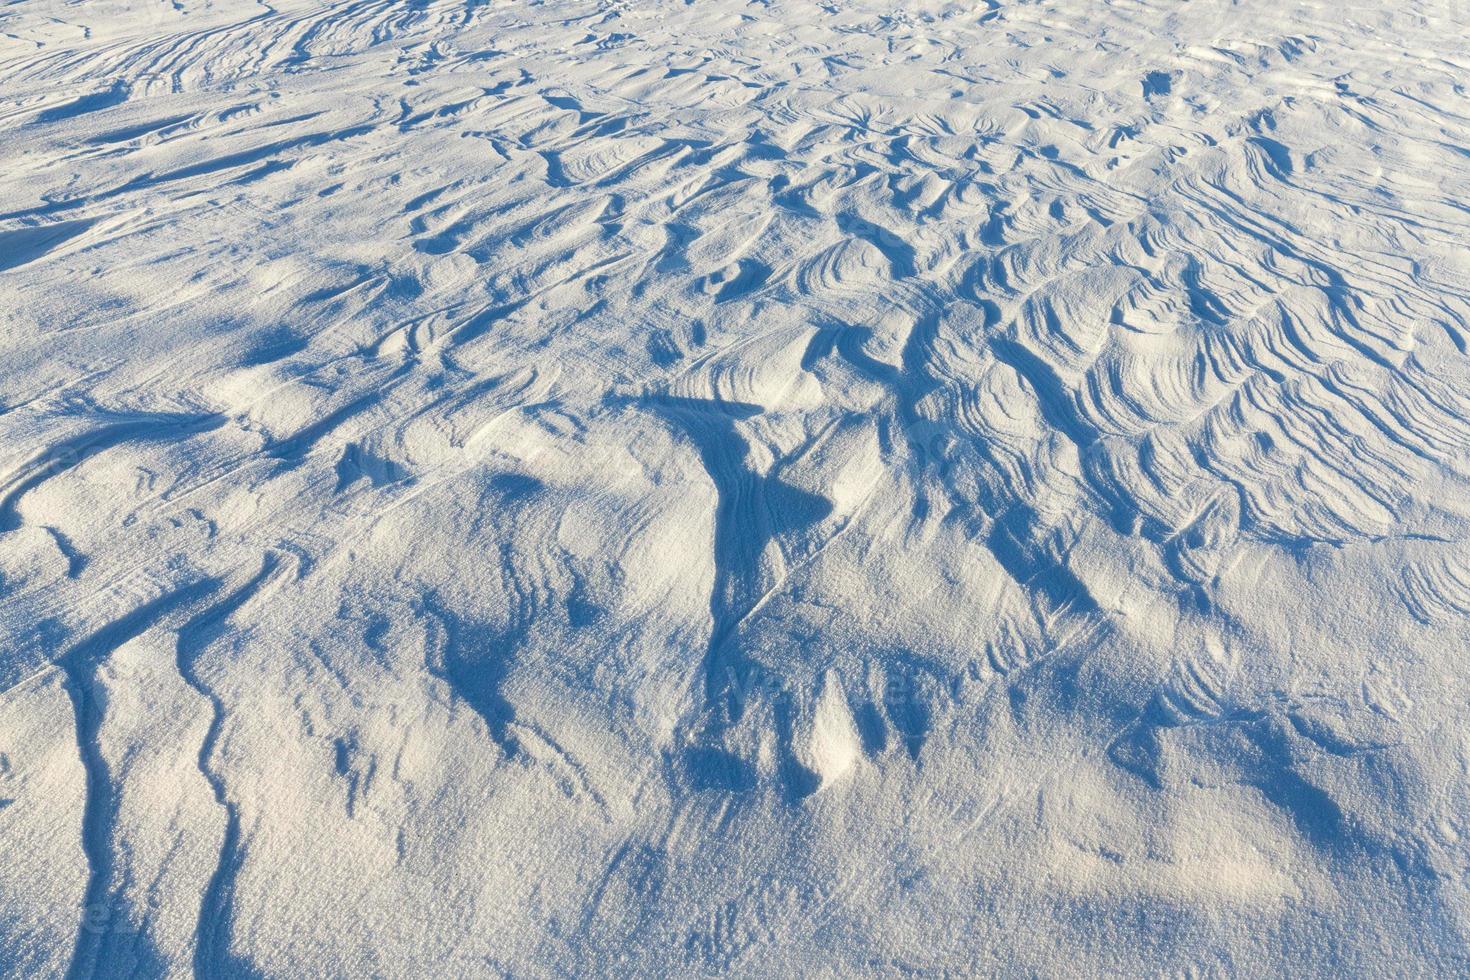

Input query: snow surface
[2,0,1470,974]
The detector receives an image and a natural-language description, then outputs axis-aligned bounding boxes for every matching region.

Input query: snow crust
[2,0,1470,973]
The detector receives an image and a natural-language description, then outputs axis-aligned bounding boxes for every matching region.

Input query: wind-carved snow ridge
[1,0,1469,974]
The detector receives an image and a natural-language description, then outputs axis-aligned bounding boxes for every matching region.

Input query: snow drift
[1,0,1469,974]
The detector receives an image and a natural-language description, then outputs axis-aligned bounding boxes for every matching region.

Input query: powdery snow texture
[1,0,1469,975]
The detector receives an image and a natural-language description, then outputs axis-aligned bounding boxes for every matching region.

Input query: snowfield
[2,0,1470,974]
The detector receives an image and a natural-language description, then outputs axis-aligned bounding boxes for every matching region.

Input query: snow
[1,0,1469,973]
